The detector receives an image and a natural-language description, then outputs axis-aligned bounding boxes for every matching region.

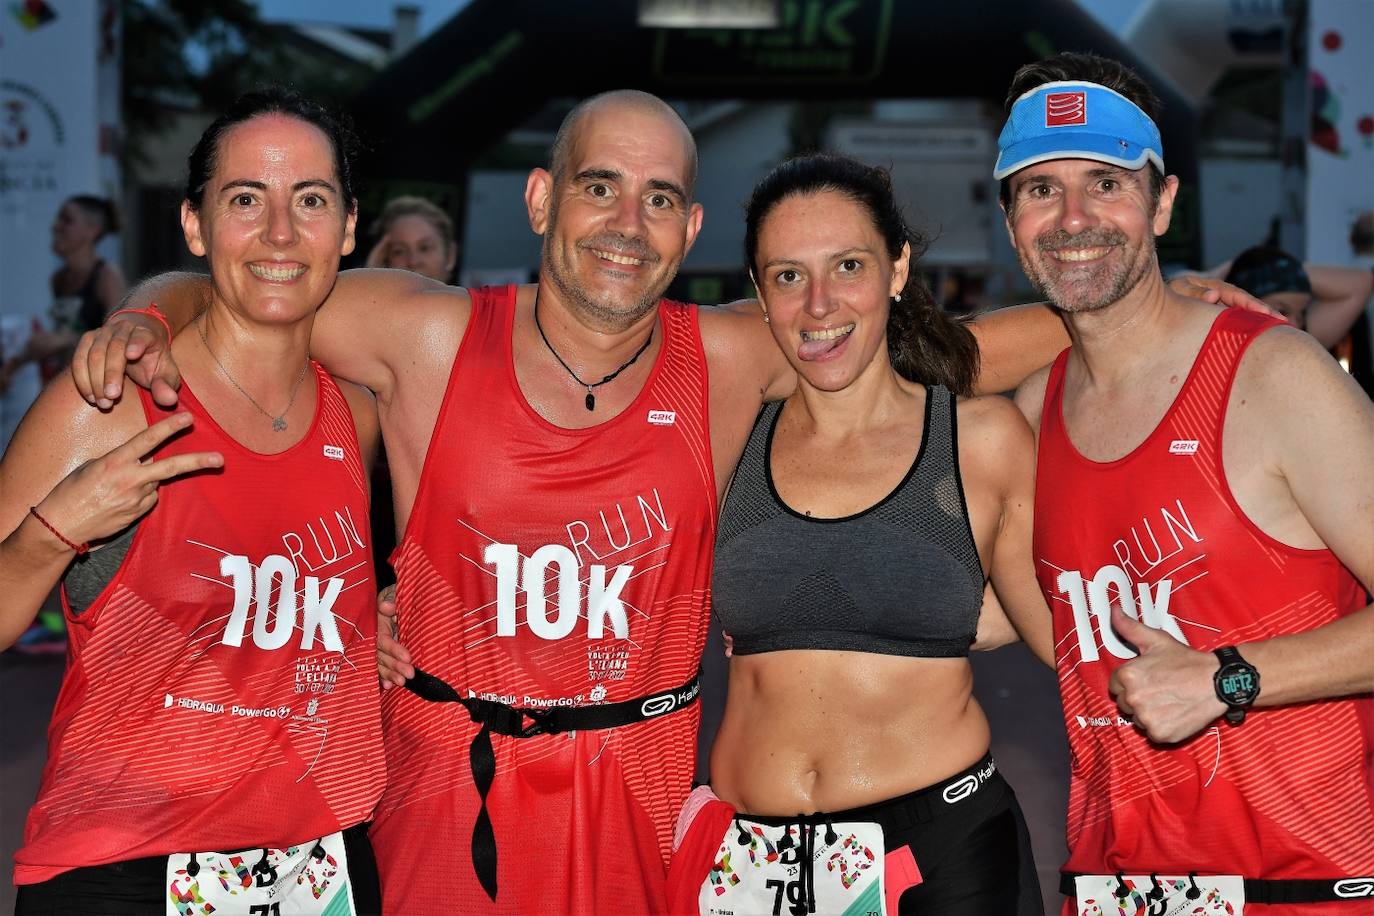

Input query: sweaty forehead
[566,102,694,184]
[217,114,337,176]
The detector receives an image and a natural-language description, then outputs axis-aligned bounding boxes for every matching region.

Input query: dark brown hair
[67,195,120,239]
[744,154,979,396]
[185,87,359,212]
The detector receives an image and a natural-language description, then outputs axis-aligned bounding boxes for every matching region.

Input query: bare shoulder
[97,261,127,293]
[697,298,793,400]
[696,298,766,350]
[1012,364,1053,434]
[1,376,144,514]
[1233,324,1374,457]
[1235,323,1360,404]
[956,393,1035,458]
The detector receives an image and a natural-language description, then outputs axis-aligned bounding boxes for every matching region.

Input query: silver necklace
[197,315,309,432]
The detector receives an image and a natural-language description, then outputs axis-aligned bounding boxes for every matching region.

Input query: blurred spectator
[364,195,457,284]
[1353,211,1374,266]
[1219,246,1373,349]
[1340,211,1374,395]
[0,196,126,393]
[2,195,126,656]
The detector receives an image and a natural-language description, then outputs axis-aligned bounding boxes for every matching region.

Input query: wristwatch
[1213,646,1261,725]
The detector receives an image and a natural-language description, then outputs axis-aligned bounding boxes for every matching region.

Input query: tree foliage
[121,0,277,163]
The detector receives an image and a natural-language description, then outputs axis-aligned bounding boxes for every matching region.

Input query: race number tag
[1076,874,1245,915]
[700,817,886,916]
[165,831,355,916]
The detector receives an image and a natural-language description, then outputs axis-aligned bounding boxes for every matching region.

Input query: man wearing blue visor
[1005,53,1374,915]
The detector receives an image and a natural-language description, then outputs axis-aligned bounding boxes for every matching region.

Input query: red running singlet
[15,366,386,884]
[1034,310,1374,912]
[373,286,717,914]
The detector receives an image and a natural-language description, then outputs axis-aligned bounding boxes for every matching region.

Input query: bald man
[76,90,1236,913]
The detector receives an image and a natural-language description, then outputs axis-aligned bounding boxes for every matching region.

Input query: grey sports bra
[712,386,984,657]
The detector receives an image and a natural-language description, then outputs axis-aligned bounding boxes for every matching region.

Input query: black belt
[404,665,702,902]
[1060,872,1374,904]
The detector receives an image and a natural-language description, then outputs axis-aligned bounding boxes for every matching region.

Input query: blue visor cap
[994,81,1164,180]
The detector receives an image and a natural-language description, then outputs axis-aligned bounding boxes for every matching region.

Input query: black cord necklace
[533,290,654,411]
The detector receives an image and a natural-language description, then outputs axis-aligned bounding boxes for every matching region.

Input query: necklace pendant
[272,417,288,432]
[584,390,596,411]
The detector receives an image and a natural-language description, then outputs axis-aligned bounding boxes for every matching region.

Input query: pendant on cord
[585,388,596,411]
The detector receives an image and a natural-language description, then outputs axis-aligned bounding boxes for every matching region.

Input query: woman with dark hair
[669,154,1050,915]
[0,88,385,914]
[1220,245,1373,349]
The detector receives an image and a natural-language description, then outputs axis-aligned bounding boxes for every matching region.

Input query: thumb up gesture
[1106,605,1227,744]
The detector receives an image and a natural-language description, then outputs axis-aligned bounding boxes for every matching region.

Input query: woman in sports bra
[668,154,1053,915]
[0,90,386,915]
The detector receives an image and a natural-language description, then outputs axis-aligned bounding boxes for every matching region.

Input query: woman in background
[1,195,127,655]
[365,194,457,284]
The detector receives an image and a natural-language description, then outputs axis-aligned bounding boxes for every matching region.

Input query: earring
[761,310,770,324]
[893,293,902,303]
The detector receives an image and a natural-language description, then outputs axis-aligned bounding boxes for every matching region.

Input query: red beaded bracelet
[29,507,89,556]
[108,302,173,342]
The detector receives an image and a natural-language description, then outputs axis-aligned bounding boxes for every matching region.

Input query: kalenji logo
[323,445,345,461]
[1045,91,1087,127]
[942,774,980,804]
[1169,440,1199,455]
[1335,878,1374,898]
[647,410,676,426]
[641,693,677,717]
[942,760,996,804]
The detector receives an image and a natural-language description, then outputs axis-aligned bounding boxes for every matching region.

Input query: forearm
[1241,603,1374,707]
[1305,264,1374,348]
[0,515,75,649]
[123,271,212,333]
[967,303,1069,395]
[24,329,78,362]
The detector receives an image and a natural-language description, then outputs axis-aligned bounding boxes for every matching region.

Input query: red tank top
[15,367,386,884]
[1034,309,1374,885]
[372,286,717,915]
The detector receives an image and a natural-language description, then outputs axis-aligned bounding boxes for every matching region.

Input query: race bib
[165,831,355,916]
[700,817,886,916]
[1076,874,1245,916]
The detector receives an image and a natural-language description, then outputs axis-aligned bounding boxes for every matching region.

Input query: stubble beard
[542,206,672,333]
[1020,227,1155,315]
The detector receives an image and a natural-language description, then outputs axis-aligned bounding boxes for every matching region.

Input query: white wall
[1,2,119,447]
[1198,158,1283,265]
[685,102,794,272]
[459,171,542,286]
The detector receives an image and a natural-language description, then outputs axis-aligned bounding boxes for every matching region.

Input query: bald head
[550,90,698,198]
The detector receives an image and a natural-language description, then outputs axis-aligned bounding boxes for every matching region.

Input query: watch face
[1217,662,1260,705]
